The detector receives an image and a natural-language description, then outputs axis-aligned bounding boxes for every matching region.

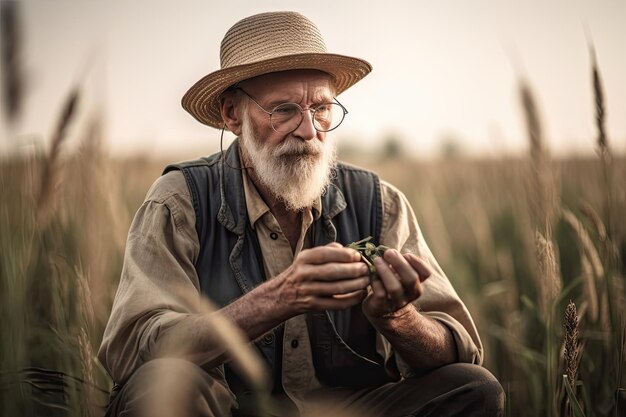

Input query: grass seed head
[563,300,580,386]
[535,231,562,316]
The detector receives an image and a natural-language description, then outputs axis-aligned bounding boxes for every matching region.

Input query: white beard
[239,112,336,212]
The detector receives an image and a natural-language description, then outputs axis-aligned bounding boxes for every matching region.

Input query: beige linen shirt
[98,163,483,407]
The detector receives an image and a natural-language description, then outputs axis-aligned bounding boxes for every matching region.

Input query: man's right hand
[215,242,369,347]
[274,242,370,315]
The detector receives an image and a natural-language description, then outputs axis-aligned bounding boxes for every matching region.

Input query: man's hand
[362,249,433,319]
[275,242,370,317]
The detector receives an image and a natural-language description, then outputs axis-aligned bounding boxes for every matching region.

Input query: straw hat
[181,11,372,129]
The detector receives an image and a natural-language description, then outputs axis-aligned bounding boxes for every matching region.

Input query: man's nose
[292,110,317,141]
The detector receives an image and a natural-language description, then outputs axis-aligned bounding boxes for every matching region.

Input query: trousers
[105,358,504,417]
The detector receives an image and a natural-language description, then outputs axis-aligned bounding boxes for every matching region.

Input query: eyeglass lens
[270,103,345,133]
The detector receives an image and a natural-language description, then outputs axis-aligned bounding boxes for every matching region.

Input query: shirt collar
[241,166,270,228]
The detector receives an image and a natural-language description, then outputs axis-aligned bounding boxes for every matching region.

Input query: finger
[369,279,388,302]
[366,279,394,314]
[387,265,418,295]
[299,246,361,264]
[373,257,405,309]
[403,253,433,281]
[299,262,369,281]
[302,276,370,296]
[383,249,421,287]
[332,288,368,300]
[382,250,425,300]
[326,242,343,248]
[311,290,367,310]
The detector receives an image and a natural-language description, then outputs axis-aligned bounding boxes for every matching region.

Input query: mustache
[273,138,322,157]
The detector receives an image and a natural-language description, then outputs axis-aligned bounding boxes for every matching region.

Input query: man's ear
[219,93,244,135]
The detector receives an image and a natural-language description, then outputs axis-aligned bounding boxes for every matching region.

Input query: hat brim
[181,53,372,129]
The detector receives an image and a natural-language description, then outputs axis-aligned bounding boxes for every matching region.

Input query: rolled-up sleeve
[98,171,201,384]
[377,180,483,375]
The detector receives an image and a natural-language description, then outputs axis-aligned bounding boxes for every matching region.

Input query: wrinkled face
[236,70,338,212]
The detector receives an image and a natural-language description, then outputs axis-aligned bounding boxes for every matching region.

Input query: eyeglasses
[234,88,348,133]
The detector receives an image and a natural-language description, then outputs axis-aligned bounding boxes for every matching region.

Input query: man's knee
[107,358,236,417]
[460,364,505,414]
[426,363,505,415]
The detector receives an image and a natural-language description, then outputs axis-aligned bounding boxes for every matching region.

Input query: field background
[2,139,624,416]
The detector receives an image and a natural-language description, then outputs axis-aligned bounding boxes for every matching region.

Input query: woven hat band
[220,12,328,68]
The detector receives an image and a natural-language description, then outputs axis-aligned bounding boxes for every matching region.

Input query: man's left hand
[362,249,433,319]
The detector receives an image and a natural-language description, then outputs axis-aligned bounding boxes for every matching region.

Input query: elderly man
[99,11,504,417]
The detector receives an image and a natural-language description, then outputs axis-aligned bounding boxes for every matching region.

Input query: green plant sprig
[346,236,390,282]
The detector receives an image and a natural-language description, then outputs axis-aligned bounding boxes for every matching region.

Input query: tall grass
[2,123,624,417]
[370,50,625,416]
[0,96,269,417]
[372,154,625,416]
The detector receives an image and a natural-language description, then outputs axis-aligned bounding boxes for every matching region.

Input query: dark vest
[164,140,397,394]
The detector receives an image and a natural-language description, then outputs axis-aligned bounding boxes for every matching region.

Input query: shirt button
[270,232,278,240]
[261,333,275,345]
[291,339,299,348]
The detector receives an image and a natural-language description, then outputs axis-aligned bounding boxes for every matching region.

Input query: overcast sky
[2,0,625,158]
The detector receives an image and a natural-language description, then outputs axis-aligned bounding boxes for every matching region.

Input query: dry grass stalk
[519,79,556,237]
[0,0,24,125]
[561,209,604,279]
[561,300,581,417]
[145,289,270,417]
[563,301,580,385]
[74,114,124,317]
[579,202,607,243]
[590,45,610,161]
[562,209,604,324]
[589,44,620,270]
[535,231,562,317]
[520,81,544,165]
[159,289,269,393]
[580,257,599,323]
[35,87,80,226]
[78,328,96,417]
[77,268,96,334]
[579,202,620,293]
